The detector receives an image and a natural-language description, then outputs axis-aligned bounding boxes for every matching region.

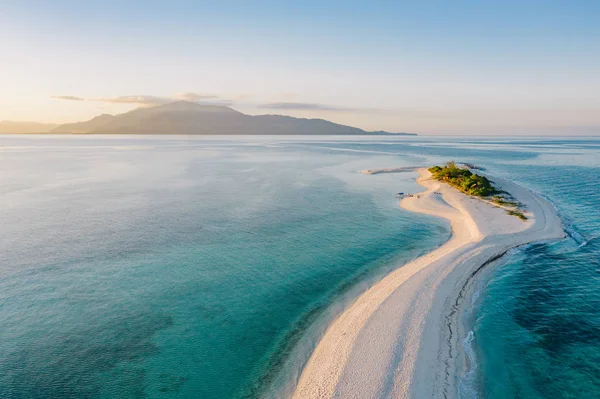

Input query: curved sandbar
[360,167,419,175]
[293,168,564,398]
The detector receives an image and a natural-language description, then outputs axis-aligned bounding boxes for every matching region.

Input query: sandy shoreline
[292,168,564,398]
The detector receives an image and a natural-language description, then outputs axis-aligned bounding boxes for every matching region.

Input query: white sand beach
[293,168,564,398]
[360,167,418,175]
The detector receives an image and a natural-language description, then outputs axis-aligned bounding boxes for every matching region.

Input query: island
[293,166,564,398]
[429,161,528,220]
[0,101,417,136]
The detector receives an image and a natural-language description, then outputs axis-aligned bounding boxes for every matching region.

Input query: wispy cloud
[91,95,171,106]
[51,94,383,114]
[51,95,84,101]
[174,92,219,101]
[259,102,391,114]
[234,94,253,100]
[51,94,170,106]
[174,92,236,107]
[261,102,350,112]
[51,93,231,107]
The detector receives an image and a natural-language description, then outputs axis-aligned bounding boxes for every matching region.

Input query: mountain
[0,121,59,134]
[49,101,416,135]
[53,114,115,133]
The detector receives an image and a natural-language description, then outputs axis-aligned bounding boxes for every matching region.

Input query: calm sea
[1,135,598,398]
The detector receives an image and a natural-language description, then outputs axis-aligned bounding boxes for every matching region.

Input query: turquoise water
[466,157,600,398]
[1,135,599,398]
[0,135,447,398]
[315,137,600,398]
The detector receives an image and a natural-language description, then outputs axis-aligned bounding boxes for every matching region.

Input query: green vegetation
[507,210,528,220]
[491,195,522,208]
[429,161,528,220]
[428,161,499,197]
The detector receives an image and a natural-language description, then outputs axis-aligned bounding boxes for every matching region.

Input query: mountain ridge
[9,101,417,135]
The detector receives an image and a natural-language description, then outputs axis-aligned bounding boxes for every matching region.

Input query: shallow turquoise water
[0,136,447,398]
[1,135,599,398]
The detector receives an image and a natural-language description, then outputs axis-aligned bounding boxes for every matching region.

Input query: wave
[455,245,526,399]
[533,190,587,247]
[563,219,587,246]
[458,330,479,399]
[579,235,599,248]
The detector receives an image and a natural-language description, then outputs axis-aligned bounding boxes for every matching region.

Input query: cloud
[207,99,235,106]
[174,92,219,101]
[51,93,229,107]
[91,95,171,106]
[51,95,84,101]
[261,102,350,112]
[259,102,393,114]
[234,94,252,100]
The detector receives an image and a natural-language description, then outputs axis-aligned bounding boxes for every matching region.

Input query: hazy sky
[2,0,599,135]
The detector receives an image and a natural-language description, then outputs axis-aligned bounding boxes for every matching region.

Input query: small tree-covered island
[428,162,528,220]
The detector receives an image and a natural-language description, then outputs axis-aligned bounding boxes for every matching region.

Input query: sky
[1,0,599,135]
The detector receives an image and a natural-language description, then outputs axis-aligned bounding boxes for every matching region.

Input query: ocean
[0,135,598,398]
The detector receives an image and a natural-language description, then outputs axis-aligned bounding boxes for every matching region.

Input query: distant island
[0,121,59,134]
[1,101,417,136]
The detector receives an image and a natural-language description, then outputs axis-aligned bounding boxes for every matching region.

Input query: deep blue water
[1,135,599,398]
[465,160,600,398]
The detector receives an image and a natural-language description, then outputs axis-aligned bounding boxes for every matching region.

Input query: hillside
[53,114,115,134]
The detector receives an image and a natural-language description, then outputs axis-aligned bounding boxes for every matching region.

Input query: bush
[507,210,528,220]
[429,161,499,197]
